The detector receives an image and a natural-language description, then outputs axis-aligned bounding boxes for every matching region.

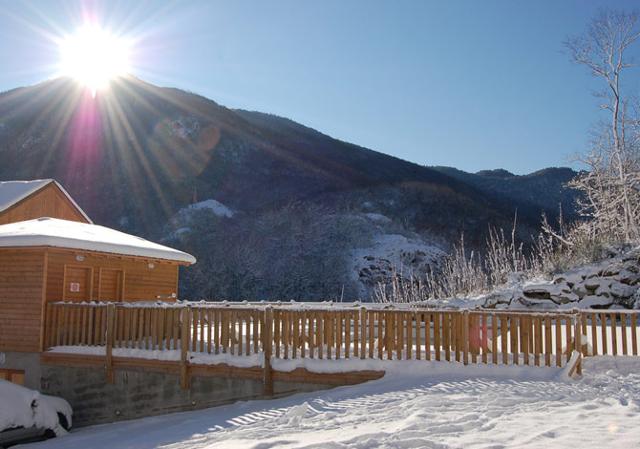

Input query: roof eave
[52,180,93,224]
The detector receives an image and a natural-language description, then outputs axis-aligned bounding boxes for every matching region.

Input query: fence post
[360,306,366,360]
[263,306,274,396]
[180,306,191,390]
[463,310,470,365]
[573,310,583,375]
[105,303,115,383]
[43,303,52,350]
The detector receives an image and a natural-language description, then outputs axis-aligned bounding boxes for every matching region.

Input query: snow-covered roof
[0,218,196,264]
[0,179,93,223]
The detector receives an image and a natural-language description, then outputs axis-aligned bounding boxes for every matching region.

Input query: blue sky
[0,0,638,174]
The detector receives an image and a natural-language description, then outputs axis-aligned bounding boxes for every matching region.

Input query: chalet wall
[46,249,179,302]
[0,183,89,225]
[0,249,45,352]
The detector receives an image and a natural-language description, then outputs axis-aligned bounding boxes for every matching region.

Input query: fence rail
[44,302,640,388]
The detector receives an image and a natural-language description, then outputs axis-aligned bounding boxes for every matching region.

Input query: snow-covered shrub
[375,213,639,304]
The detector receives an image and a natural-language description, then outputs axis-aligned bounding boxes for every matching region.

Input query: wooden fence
[44,302,640,388]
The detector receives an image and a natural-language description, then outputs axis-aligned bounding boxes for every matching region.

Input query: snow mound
[167,199,235,240]
[363,213,392,223]
[0,380,72,436]
[186,199,234,218]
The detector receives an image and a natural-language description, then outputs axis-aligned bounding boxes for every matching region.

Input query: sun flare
[59,26,131,94]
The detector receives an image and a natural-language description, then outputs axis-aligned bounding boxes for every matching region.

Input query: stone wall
[40,364,332,427]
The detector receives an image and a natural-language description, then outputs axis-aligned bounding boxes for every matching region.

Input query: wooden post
[105,303,115,384]
[443,312,450,362]
[491,314,498,365]
[481,313,488,364]
[501,314,508,365]
[263,306,274,396]
[632,314,638,356]
[544,316,552,367]
[360,307,367,360]
[425,313,431,361]
[611,312,618,356]
[44,303,52,349]
[180,306,191,390]
[463,310,469,365]
[415,312,421,361]
[434,313,441,361]
[591,312,598,356]
[369,310,375,359]
[573,311,582,375]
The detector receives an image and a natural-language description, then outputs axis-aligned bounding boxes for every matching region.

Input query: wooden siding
[0,249,45,352]
[46,249,179,302]
[98,268,124,301]
[0,182,89,225]
[63,266,93,301]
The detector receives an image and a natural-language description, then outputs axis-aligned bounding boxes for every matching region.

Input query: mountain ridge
[0,76,579,299]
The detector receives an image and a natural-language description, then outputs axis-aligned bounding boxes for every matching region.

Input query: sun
[58,26,131,95]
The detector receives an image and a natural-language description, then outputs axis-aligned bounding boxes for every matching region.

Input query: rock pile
[481,249,640,310]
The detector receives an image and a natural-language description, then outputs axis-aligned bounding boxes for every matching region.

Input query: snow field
[21,356,640,449]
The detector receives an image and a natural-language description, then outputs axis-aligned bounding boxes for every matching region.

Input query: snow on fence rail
[44,302,640,388]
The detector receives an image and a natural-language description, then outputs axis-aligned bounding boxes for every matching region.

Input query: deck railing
[44,302,640,388]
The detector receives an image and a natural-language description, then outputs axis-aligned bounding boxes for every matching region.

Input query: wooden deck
[43,302,640,391]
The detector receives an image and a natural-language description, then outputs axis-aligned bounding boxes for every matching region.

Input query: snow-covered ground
[21,357,640,449]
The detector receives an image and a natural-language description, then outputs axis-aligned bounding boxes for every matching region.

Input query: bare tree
[565,9,640,241]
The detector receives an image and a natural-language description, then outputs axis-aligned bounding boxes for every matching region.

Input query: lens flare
[58,25,130,95]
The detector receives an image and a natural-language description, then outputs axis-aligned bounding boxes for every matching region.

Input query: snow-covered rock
[185,199,234,218]
[350,233,444,298]
[168,116,200,139]
[476,248,640,310]
[168,199,235,241]
[579,295,614,308]
[363,213,392,223]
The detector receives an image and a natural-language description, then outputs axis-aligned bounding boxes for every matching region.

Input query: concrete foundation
[40,363,333,427]
[0,351,42,389]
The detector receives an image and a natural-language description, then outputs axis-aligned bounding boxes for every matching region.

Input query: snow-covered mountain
[0,76,579,300]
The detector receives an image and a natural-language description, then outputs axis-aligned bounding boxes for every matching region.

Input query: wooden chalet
[0,180,196,359]
[0,179,92,225]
